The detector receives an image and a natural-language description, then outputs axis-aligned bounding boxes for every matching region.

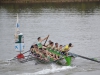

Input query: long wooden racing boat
[12,47,74,66]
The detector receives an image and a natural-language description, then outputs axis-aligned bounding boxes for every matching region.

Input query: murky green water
[0,2,100,75]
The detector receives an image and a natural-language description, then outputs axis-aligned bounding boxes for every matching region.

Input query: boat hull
[13,49,74,66]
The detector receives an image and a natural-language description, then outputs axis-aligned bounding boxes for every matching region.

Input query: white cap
[19,33,23,35]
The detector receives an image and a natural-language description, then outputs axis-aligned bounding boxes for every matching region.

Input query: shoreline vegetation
[0,0,100,3]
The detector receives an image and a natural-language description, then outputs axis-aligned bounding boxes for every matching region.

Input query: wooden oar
[22,50,30,54]
[68,52,100,63]
[43,36,49,46]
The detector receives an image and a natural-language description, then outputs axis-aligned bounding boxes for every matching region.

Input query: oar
[68,52,100,63]
[9,50,31,61]
[22,50,30,54]
[43,36,49,46]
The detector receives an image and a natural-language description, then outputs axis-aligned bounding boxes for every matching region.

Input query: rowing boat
[12,47,74,66]
[26,47,74,66]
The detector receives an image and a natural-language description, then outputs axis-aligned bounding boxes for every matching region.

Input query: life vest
[62,45,70,51]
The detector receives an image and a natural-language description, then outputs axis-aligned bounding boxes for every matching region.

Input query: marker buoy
[15,33,24,52]
[17,53,24,59]
[14,14,25,60]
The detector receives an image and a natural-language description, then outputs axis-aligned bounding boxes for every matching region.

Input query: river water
[0,2,100,75]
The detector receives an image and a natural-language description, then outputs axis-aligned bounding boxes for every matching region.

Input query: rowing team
[30,35,73,61]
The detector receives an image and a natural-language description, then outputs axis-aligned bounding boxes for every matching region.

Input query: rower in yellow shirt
[62,43,73,56]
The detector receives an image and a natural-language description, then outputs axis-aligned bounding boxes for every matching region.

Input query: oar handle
[44,36,49,46]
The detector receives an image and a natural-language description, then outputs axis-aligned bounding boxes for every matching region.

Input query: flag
[16,23,19,28]
[16,13,19,28]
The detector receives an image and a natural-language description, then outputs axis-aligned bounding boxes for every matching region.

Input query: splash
[16,64,76,75]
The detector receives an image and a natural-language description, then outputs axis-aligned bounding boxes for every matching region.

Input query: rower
[48,42,59,60]
[54,43,60,60]
[32,44,39,56]
[47,42,54,49]
[62,43,73,56]
[59,45,63,52]
[54,43,59,51]
[30,44,34,54]
[46,40,52,47]
[37,35,49,50]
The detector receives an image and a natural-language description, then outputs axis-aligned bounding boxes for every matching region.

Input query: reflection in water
[0,2,100,14]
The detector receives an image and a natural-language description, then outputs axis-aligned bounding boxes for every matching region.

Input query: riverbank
[0,0,100,3]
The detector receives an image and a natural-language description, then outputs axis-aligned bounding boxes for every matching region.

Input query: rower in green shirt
[37,35,49,50]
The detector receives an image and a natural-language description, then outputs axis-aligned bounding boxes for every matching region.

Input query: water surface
[0,2,100,75]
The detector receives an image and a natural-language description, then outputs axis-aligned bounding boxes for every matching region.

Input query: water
[0,2,100,75]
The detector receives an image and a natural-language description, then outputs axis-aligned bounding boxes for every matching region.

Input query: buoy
[17,53,24,59]
[14,14,25,60]
[15,33,24,52]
